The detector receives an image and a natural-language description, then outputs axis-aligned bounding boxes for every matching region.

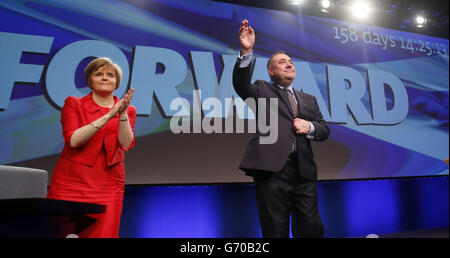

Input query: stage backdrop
[0,0,448,184]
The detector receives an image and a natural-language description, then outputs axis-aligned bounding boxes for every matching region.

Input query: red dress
[47,93,136,238]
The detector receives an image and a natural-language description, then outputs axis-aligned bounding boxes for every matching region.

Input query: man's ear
[267,67,274,77]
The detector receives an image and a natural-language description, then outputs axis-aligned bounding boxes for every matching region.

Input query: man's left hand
[293,118,310,135]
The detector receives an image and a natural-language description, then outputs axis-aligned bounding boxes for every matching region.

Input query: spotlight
[415,15,427,27]
[320,0,331,13]
[351,1,371,19]
[289,0,304,5]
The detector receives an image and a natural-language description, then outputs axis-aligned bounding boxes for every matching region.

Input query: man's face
[268,53,296,87]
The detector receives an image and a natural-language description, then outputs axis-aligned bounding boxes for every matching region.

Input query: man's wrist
[239,49,253,57]
[306,122,315,139]
[238,50,253,68]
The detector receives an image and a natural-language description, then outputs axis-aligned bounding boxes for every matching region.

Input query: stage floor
[368,227,449,238]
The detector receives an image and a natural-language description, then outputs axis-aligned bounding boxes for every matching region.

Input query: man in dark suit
[233,19,330,238]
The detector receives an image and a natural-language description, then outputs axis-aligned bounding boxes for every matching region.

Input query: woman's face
[90,66,117,93]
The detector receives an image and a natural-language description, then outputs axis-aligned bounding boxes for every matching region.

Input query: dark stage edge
[360,226,449,238]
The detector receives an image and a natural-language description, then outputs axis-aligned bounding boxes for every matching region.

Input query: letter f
[0,32,53,110]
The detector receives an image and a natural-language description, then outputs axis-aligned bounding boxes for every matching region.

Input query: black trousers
[253,154,324,238]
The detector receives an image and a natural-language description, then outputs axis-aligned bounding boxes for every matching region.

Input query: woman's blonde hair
[84,57,122,89]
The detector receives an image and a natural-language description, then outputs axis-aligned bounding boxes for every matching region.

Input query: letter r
[129,46,188,116]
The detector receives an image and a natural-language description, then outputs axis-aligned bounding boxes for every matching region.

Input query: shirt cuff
[306,122,315,140]
[238,50,253,68]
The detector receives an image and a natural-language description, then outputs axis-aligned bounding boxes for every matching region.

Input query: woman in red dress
[47,57,136,238]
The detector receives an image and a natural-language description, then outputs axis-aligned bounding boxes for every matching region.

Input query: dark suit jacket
[233,59,330,181]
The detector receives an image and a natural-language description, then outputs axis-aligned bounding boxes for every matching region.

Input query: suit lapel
[294,90,306,118]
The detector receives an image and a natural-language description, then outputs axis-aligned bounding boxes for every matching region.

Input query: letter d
[368,69,409,124]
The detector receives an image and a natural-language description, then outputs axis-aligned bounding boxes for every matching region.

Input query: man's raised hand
[239,19,255,55]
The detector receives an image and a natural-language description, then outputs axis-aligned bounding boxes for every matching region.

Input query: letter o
[45,40,129,108]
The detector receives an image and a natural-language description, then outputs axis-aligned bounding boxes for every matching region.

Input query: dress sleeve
[60,96,80,144]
